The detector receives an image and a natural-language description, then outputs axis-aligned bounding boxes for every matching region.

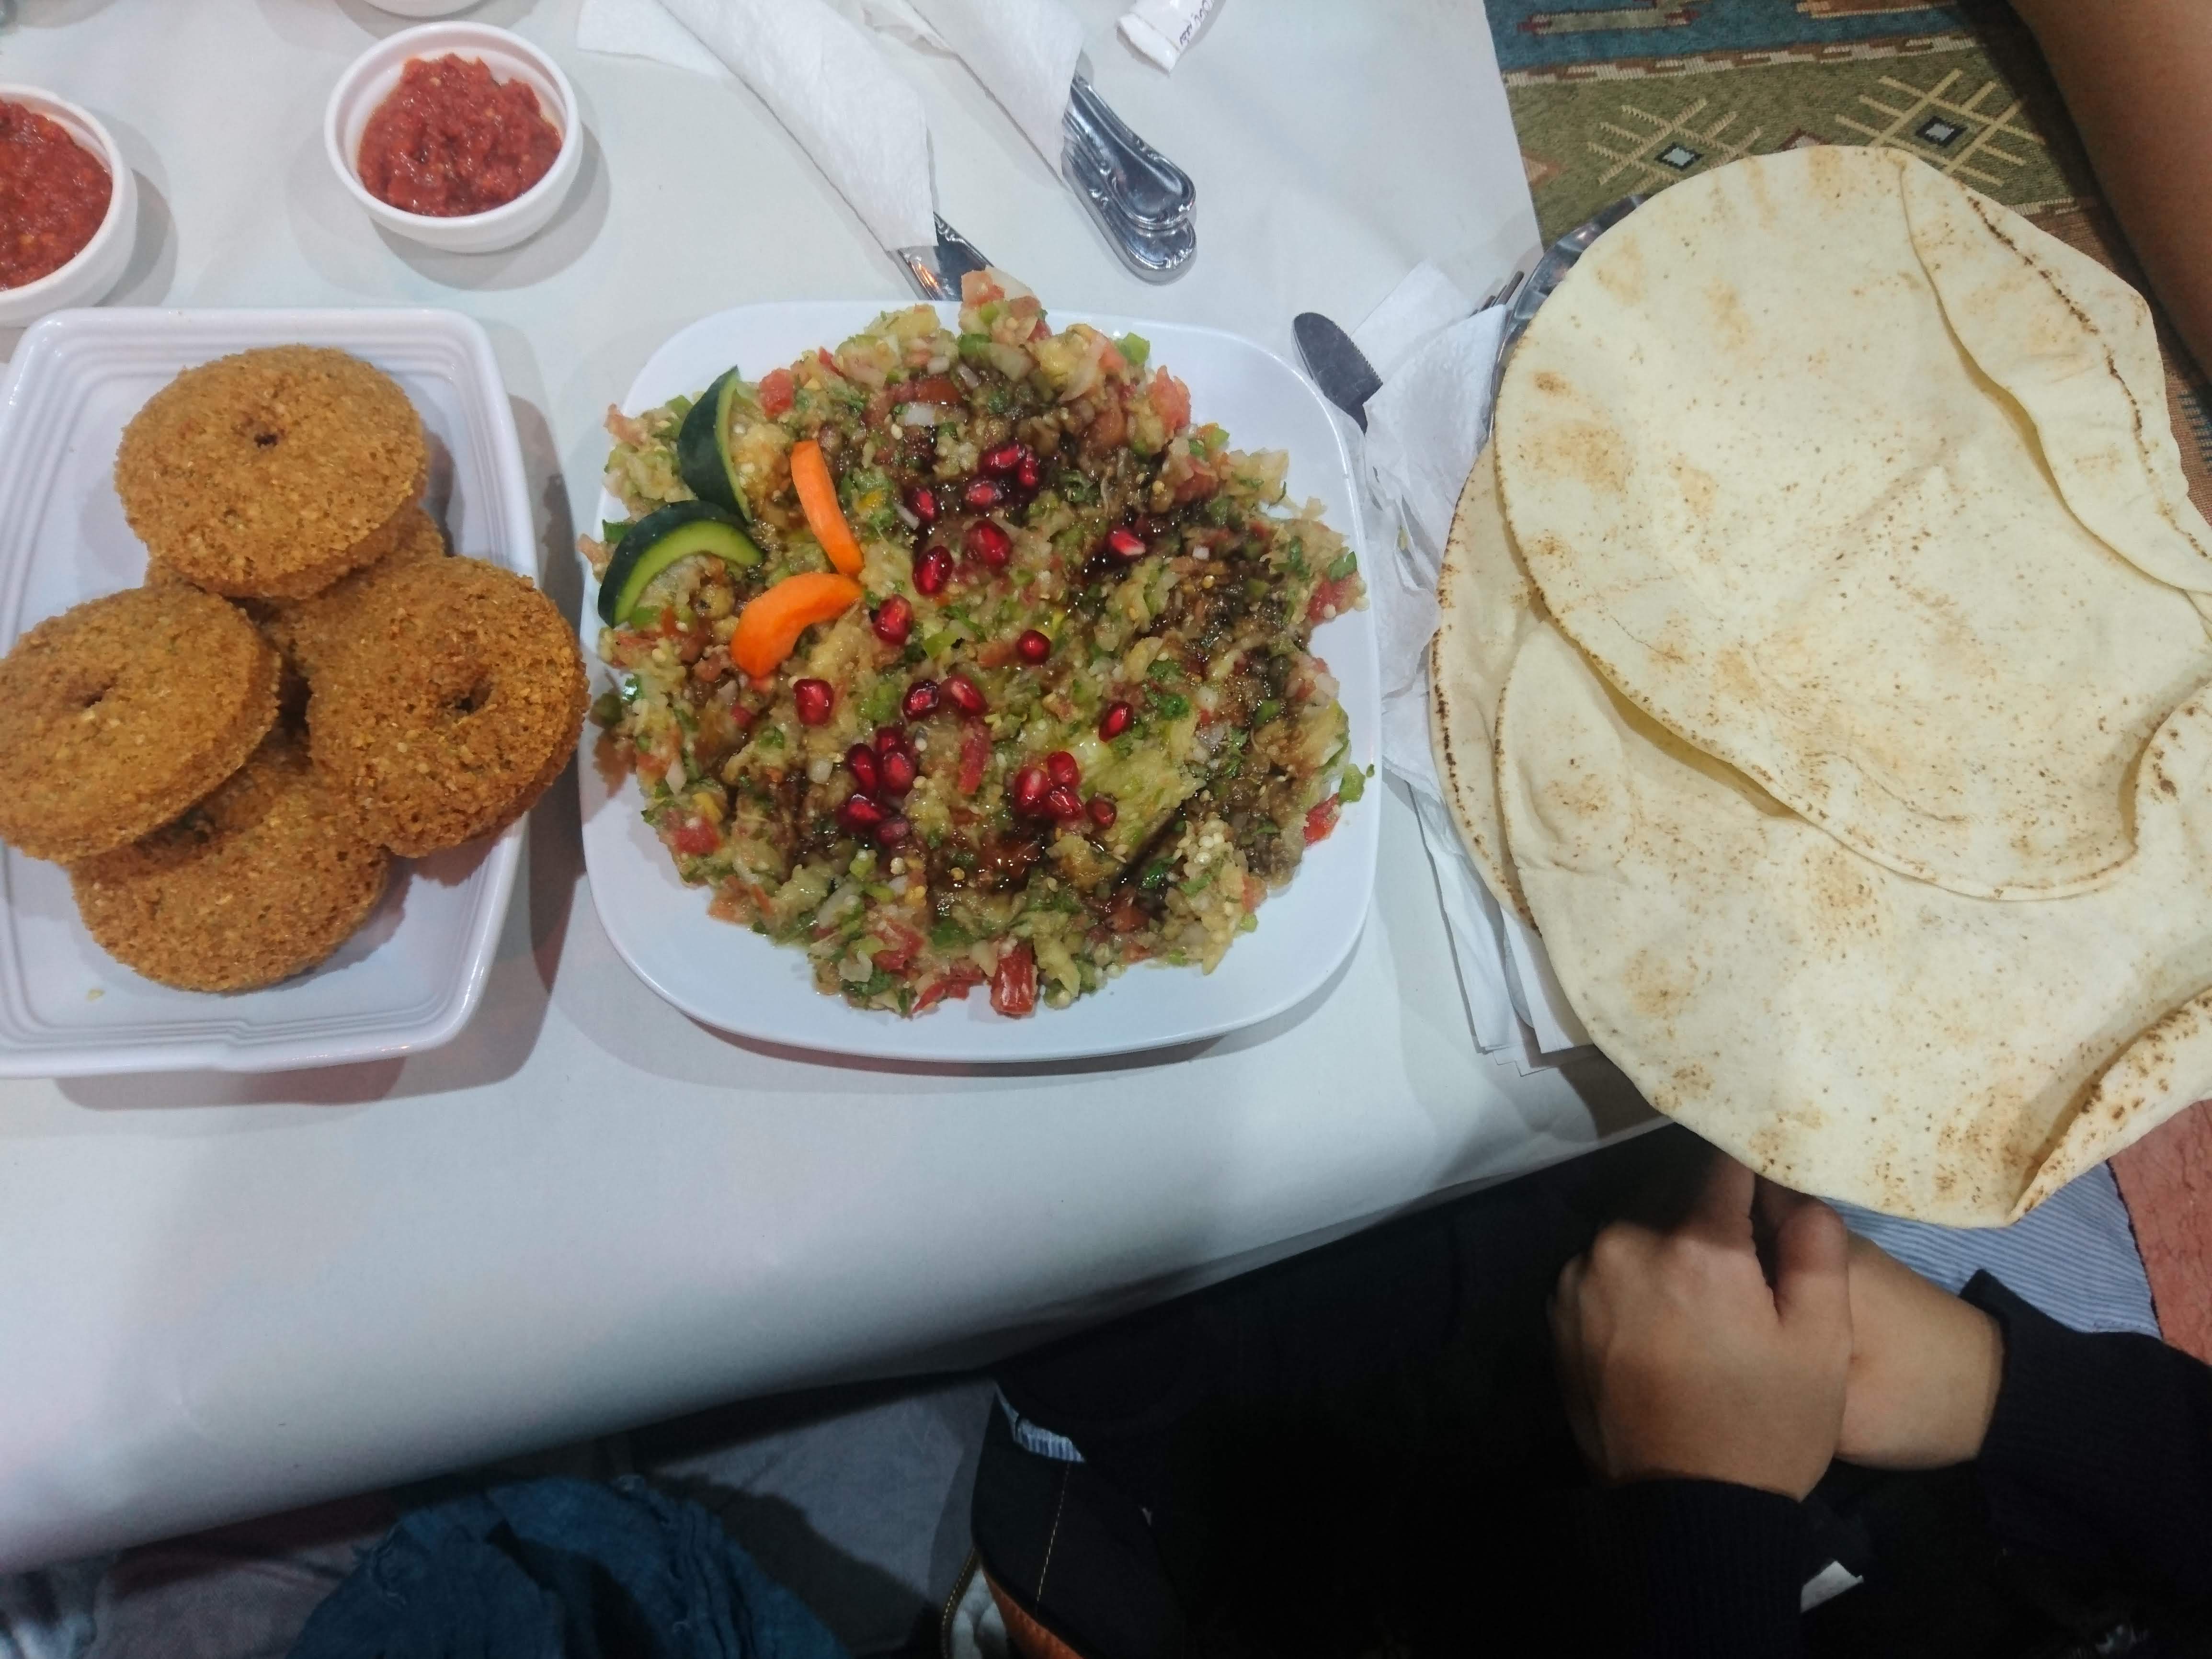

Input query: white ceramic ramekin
[0,87,137,327]
[361,0,484,15]
[325,23,582,256]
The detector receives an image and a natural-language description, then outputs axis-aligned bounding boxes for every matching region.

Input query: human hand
[1837,1235,2004,1469]
[1551,1154,1852,1500]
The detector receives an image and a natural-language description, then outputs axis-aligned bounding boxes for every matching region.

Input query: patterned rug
[1482,0,2212,1357]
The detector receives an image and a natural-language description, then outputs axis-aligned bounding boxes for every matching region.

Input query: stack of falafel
[0,346,585,993]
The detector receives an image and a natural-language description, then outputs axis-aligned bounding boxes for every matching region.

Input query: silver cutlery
[896,216,993,303]
[1062,77,1196,283]
[1291,313,1384,430]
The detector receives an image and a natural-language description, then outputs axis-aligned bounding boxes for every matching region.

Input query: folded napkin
[908,0,1083,172]
[1351,262,1594,1064]
[577,0,938,252]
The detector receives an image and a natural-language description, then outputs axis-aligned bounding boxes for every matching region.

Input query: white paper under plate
[581,303,1382,1063]
[0,308,534,1077]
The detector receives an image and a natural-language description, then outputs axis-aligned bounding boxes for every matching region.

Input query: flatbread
[1496,146,2212,900]
[1495,620,2212,1226]
[1428,444,1540,924]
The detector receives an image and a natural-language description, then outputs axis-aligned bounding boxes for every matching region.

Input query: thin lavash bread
[1496,621,2212,1227]
[1428,443,1542,927]
[1494,145,2212,903]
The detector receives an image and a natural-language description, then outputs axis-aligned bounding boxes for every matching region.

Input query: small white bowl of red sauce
[325,23,581,256]
[0,88,137,327]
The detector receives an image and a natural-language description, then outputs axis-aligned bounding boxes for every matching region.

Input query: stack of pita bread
[1430,145,2212,1226]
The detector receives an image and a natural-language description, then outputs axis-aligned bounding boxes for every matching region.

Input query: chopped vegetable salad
[586,271,1365,1017]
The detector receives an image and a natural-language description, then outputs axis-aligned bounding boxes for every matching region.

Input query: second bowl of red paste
[325,23,582,255]
[358,55,561,219]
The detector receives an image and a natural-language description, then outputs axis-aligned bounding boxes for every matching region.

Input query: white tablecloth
[0,0,1647,1571]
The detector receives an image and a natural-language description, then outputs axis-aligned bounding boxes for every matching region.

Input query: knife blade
[1293,312,1383,431]
[896,216,992,303]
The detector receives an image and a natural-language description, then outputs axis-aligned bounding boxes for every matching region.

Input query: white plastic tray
[580,302,1382,1063]
[0,308,532,1076]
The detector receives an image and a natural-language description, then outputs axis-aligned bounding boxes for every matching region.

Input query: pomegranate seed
[1015,455,1040,490]
[844,743,882,795]
[876,816,912,847]
[965,520,1011,568]
[1087,795,1117,829]
[1044,784,1083,821]
[1010,764,1048,817]
[914,543,952,595]
[980,442,1023,476]
[1045,750,1081,788]
[871,595,913,645]
[963,478,1004,510]
[838,793,885,833]
[901,680,940,720]
[879,746,917,796]
[1106,527,1146,560]
[793,679,834,726]
[874,724,910,757]
[942,673,987,716]
[1099,701,1133,740]
[906,485,938,525]
[1015,629,1051,664]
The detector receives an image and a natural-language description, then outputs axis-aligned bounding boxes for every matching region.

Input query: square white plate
[0,308,533,1077]
[580,303,1381,1064]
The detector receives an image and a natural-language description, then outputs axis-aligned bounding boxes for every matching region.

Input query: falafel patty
[115,346,427,600]
[72,729,390,992]
[262,503,448,680]
[0,587,281,863]
[308,556,587,856]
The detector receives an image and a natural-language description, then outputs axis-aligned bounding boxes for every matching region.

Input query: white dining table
[0,0,1651,1571]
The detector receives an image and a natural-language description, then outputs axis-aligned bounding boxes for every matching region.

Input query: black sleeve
[1592,1479,1810,1658]
[1965,1271,2212,1599]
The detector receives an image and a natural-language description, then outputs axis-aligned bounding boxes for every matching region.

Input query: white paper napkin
[1350,263,1595,1063]
[908,0,1083,172]
[576,0,939,252]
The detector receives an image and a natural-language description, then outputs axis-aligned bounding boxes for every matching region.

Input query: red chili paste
[0,101,113,290]
[356,55,561,218]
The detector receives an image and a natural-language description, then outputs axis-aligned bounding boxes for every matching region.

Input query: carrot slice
[789,439,865,576]
[730,571,864,679]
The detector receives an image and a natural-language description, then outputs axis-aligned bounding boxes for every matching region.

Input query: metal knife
[896,216,992,303]
[1293,312,1383,430]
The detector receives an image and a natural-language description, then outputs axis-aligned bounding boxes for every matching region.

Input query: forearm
[1593,1481,1810,1659]
[1967,1273,2212,1598]
[2010,0,2212,375]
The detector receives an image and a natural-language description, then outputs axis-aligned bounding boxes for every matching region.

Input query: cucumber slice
[599,501,763,625]
[676,367,751,518]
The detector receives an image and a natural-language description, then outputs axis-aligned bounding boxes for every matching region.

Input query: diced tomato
[1149,369,1191,433]
[1306,576,1357,625]
[758,368,796,417]
[991,942,1037,1017]
[901,375,962,408]
[817,347,841,375]
[917,962,985,1011]
[957,718,991,796]
[671,818,719,857]
[1303,797,1341,845]
[960,272,1004,306]
[873,920,925,976]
